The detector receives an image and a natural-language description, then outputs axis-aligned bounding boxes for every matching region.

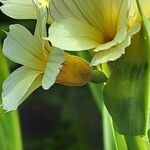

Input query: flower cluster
[0,0,150,111]
[0,0,93,111]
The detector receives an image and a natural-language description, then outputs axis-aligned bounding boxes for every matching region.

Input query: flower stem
[125,136,150,150]
[0,43,23,150]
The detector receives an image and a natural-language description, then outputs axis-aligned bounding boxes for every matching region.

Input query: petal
[91,24,141,66]
[33,0,48,47]
[48,18,103,51]
[3,24,45,70]
[94,40,117,52]
[49,0,130,38]
[0,0,37,19]
[95,0,129,47]
[42,47,64,90]
[98,0,130,39]
[94,23,128,52]
[2,66,42,111]
[49,0,130,54]
[49,0,88,22]
[49,0,113,31]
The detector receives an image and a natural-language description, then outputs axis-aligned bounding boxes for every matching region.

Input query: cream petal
[91,24,141,66]
[99,0,130,39]
[2,66,42,111]
[94,40,117,52]
[49,0,88,22]
[3,24,45,70]
[49,0,131,59]
[50,0,106,31]
[33,0,48,48]
[0,0,37,19]
[94,23,128,52]
[47,18,103,51]
[50,0,130,37]
[92,44,126,66]
[42,48,64,90]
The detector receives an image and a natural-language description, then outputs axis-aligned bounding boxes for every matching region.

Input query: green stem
[89,83,117,150]
[0,43,23,150]
[78,51,124,150]
[114,132,127,150]
[102,105,118,150]
[125,136,150,150]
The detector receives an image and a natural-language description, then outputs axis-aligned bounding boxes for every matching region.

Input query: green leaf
[103,10,150,137]
[103,31,149,135]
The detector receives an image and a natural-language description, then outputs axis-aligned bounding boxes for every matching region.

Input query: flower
[2,2,93,111]
[47,0,141,66]
[2,24,64,111]
[0,0,49,20]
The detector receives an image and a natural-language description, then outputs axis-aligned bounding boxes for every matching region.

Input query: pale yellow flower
[2,1,93,111]
[47,0,141,66]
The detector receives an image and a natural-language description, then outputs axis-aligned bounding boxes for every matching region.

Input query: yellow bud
[56,53,93,86]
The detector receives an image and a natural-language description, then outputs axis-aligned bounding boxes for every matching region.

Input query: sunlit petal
[50,0,130,38]
[3,24,45,70]
[0,0,37,19]
[91,24,140,65]
[48,18,103,51]
[42,47,64,90]
[33,0,48,47]
[48,0,133,65]
[2,66,42,111]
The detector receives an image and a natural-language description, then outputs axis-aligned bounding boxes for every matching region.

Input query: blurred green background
[0,5,103,150]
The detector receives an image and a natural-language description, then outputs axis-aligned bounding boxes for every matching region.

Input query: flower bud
[56,53,93,86]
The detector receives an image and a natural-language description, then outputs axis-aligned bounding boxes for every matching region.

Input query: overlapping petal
[1,0,66,111]
[91,24,141,65]
[42,48,64,90]
[49,0,130,39]
[34,0,48,48]
[48,18,103,51]
[2,66,42,111]
[0,0,37,19]
[3,24,45,70]
[48,0,134,65]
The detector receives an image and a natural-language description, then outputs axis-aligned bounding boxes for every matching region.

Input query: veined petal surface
[2,66,42,111]
[48,18,103,51]
[34,0,48,48]
[0,0,37,19]
[42,48,64,90]
[48,0,133,65]
[3,24,45,70]
[49,0,130,39]
[91,24,140,66]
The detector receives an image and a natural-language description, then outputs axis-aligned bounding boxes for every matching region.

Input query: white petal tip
[42,84,52,90]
